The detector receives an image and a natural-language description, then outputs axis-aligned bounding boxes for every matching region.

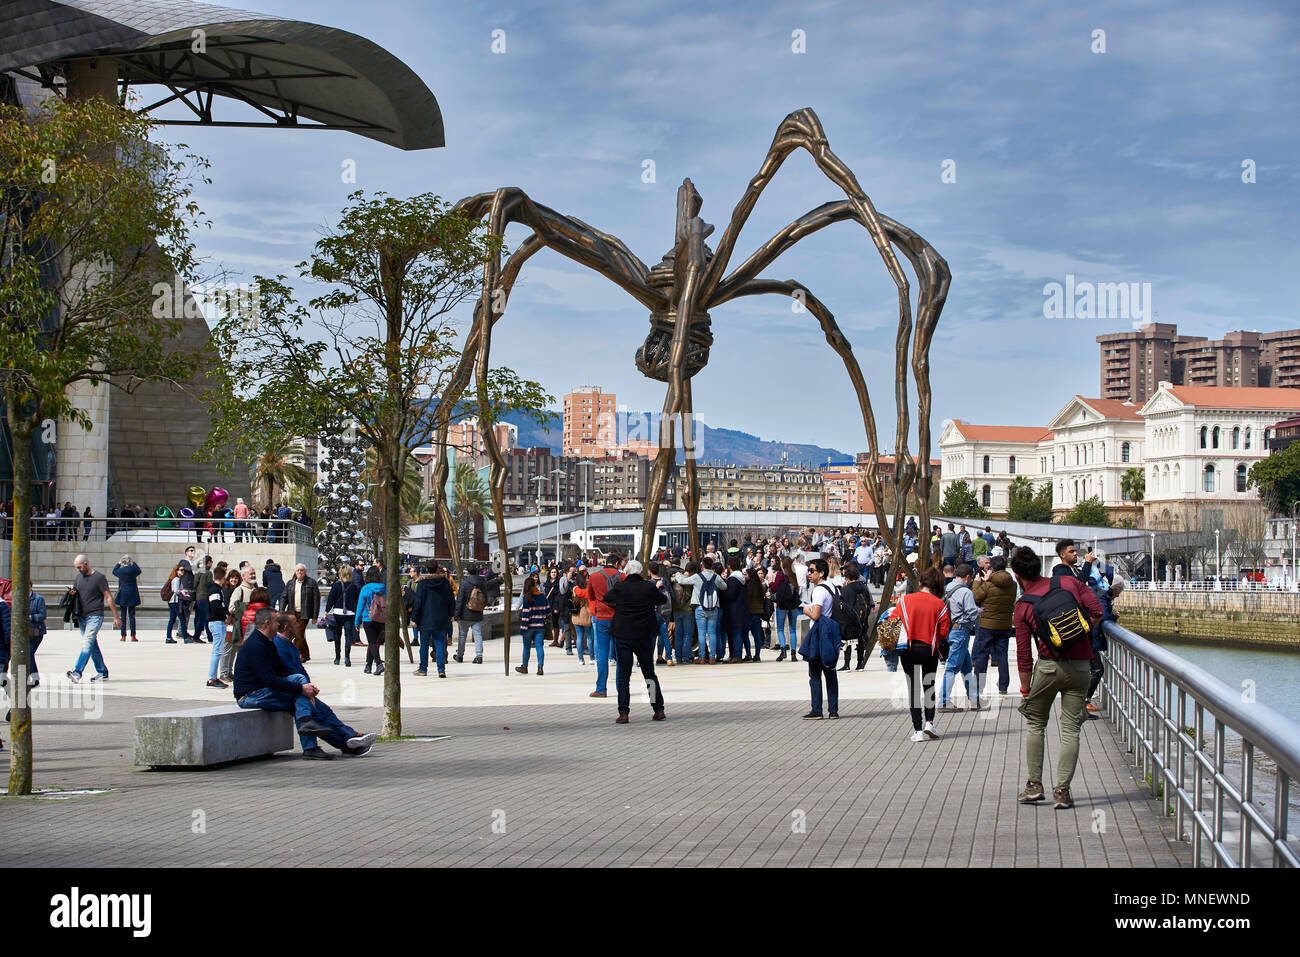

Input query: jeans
[165,602,184,641]
[774,608,797,648]
[217,628,241,678]
[746,614,764,656]
[193,600,208,639]
[575,623,595,662]
[207,621,226,679]
[671,612,694,663]
[592,617,614,693]
[694,606,721,659]
[1019,658,1091,788]
[456,620,484,658]
[941,625,976,706]
[521,628,545,668]
[119,605,137,638]
[656,619,672,659]
[72,614,108,677]
[420,626,449,673]
[899,644,938,730]
[723,619,745,659]
[180,599,194,639]
[808,659,839,715]
[972,626,1011,694]
[1087,628,1107,699]
[237,673,354,752]
[615,635,664,714]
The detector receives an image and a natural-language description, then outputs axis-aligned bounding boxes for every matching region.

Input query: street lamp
[530,475,547,567]
[1150,530,1156,590]
[1291,501,1300,591]
[578,459,596,559]
[1214,528,1220,590]
[551,467,566,563]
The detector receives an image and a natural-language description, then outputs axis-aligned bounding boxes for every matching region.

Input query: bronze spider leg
[709,200,950,606]
[448,189,665,665]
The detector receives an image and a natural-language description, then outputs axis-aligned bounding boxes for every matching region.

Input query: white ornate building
[1045,396,1145,519]
[938,420,1054,516]
[1139,383,1300,528]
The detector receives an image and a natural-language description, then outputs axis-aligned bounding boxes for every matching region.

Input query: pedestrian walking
[887,566,950,742]
[65,555,120,683]
[355,567,386,676]
[603,559,669,723]
[940,564,981,711]
[516,578,549,674]
[972,554,1015,698]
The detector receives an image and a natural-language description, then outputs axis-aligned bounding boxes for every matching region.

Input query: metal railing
[1131,580,1296,593]
[0,516,314,548]
[1101,620,1300,867]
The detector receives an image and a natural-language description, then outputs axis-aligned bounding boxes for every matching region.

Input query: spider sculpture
[430,108,949,641]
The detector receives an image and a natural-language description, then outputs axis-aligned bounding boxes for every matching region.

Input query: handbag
[876,614,902,652]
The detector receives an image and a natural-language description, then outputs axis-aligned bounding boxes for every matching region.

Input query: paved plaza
[0,627,1189,867]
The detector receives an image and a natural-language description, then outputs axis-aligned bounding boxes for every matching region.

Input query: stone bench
[134,705,294,769]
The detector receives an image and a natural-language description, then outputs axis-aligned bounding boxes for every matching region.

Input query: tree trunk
[381,453,402,737]
[7,409,35,795]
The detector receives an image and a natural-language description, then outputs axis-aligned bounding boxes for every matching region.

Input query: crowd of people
[0,520,1122,800]
[0,499,312,543]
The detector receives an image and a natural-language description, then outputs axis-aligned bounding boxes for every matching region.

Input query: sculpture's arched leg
[681,378,701,560]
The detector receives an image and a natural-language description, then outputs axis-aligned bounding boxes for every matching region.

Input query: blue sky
[157,0,1299,455]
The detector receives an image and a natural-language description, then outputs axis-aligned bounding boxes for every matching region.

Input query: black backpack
[819,583,862,643]
[774,578,799,610]
[1017,580,1090,657]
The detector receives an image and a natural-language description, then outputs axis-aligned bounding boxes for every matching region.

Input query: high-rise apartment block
[562,386,618,457]
[1099,323,1300,403]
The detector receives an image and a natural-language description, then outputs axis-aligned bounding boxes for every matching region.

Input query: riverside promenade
[0,627,1188,867]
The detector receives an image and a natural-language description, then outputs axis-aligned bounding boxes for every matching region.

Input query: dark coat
[411,575,455,635]
[278,575,320,620]
[719,571,749,632]
[112,561,142,608]
[263,564,285,605]
[453,574,486,622]
[797,614,842,665]
[604,574,669,640]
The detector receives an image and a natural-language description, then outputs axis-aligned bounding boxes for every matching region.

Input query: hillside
[503,411,851,466]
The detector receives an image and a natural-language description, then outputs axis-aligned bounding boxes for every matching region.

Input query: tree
[1121,467,1145,506]
[1007,478,1053,523]
[451,460,490,561]
[1247,443,1300,514]
[359,445,424,545]
[1,95,206,794]
[1061,495,1111,527]
[253,435,310,508]
[938,480,988,520]
[203,191,549,736]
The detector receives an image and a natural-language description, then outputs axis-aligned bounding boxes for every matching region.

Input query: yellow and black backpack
[1017,581,1090,656]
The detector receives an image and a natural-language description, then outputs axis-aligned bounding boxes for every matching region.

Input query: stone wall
[1114,588,1300,648]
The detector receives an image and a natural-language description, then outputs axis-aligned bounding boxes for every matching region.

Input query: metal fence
[0,516,314,547]
[1101,621,1300,867]
[1131,580,1296,593]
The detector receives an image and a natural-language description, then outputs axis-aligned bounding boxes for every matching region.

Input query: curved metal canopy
[0,0,444,149]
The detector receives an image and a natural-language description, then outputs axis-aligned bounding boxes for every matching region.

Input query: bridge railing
[0,516,314,548]
[1101,621,1300,867]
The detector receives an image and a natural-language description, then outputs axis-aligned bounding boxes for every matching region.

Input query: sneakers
[827,713,839,719]
[346,732,378,750]
[453,653,463,663]
[297,719,334,738]
[90,673,109,682]
[438,671,446,678]
[922,721,938,739]
[1018,780,1045,803]
[342,745,372,757]
[801,711,824,720]
[472,656,482,664]
[1053,786,1074,809]
[66,671,81,683]
[205,678,227,689]
[413,670,427,677]
[301,747,335,761]
[909,730,926,742]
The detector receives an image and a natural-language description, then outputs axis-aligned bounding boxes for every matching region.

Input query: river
[1144,633,1300,728]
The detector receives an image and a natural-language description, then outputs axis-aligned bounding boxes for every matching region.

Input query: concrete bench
[134,705,294,769]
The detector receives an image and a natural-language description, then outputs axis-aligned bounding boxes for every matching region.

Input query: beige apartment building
[675,464,825,511]
[562,386,617,457]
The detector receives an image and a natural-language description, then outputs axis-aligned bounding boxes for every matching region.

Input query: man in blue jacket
[411,563,455,677]
[232,607,344,760]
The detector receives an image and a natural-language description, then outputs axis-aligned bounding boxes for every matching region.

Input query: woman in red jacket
[888,566,951,742]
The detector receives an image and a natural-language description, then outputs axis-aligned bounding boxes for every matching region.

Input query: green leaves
[1007,477,1053,522]
[1247,443,1300,514]
[939,479,989,520]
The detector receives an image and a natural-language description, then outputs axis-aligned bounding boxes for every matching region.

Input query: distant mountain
[501,411,852,467]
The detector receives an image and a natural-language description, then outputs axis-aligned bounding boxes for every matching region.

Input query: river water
[1143,633,1300,728]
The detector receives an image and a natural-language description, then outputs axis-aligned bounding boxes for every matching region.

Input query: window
[1236,464,1247,493]
[1121,441,1131,463]
[1009,455,1016,475]
[1203,464,1215,493]
[1200,426,1208,449]
[982,484,991,507]
[982,454,990,474]
[1245,427,1252,450]
[1232,426,1240,449]
[1099,443,1105,463]
[1212,426,1220,449]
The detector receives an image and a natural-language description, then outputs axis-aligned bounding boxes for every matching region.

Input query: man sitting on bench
[233,606,376,761]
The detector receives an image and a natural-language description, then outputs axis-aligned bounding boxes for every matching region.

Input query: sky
[152,0,1299,456]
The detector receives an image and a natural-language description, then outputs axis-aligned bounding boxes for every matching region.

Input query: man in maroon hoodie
[1009,546,1103,810]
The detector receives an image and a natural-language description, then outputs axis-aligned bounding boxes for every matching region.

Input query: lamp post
[579,459,596,560]
[1291,501,1300,591]
[551,466,566,563]
[1214,528,1220,590]
[530,475,547,567]
[1150,530,1156,590]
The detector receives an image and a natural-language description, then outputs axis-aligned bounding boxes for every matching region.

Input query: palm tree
[359,446,424,543]
[1121,467,1145,507]
[253,436,310,509]
[452,460,490,564]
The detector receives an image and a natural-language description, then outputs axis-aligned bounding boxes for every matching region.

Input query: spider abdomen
[635,309,713,382]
